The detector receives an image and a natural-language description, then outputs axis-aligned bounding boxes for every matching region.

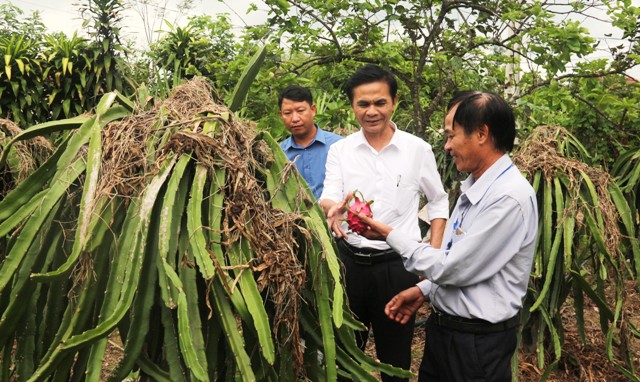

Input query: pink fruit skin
[346,194,373,235]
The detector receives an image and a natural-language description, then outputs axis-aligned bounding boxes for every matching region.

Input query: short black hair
[447,90,481,111]
[451,91,516,152]
[344,64,398,103]
[279,85,313,109]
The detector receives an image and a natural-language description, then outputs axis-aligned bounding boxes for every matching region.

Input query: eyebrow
[282,106,307,112]
[356,99,388,106]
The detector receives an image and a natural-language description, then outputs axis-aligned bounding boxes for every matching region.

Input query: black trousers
[419,315,517,382]
[339,247,419,382]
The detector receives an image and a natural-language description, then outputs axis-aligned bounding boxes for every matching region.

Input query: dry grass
[0,118,54,198]
[512,125,620,256]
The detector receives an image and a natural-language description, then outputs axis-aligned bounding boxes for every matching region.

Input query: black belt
[430,307,520,334]
[336,239,400,265]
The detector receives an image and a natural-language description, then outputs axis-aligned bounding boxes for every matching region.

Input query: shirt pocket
[393,185,416,215]
[450,229,466,246]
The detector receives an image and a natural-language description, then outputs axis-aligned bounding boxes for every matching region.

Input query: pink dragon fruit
[346,191,373,235]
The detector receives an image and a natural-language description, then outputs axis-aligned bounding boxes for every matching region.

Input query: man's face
[444,104,480,174]
[351,81,397,136]
[280,98,317,139]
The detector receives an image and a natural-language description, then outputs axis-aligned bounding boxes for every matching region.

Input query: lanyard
[445,163,514,250]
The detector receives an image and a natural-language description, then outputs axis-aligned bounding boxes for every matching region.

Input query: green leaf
[570,270,614,321]
[62,99,71,117]
[62,57,69,75]
[104,54,112,72]
[0,159,86,294]
[228,45,267,112]
[15,58,24,74]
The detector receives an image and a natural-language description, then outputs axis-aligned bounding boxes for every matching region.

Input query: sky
[8,0,640,78]
[12,0,268,45]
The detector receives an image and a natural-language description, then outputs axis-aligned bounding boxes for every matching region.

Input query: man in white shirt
[358,91,539,382]
[319,64,449,382]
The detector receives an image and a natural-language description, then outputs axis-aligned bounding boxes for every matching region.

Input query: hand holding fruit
[326,191,375,238]
[355,208,394,240]
[345,191,373,235]
[326,195,349,238]
[327,191,393,240]
[344,191,394,240]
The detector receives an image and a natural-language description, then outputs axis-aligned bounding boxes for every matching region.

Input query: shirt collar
[280,136,294,150]
[314,126,330,144]
[283,124,324,149]
[354,121,400,151]
[460,154,513,205]
[388,121,401,148]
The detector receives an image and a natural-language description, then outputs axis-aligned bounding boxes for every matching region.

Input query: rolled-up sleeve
[419,146,449,221]
[319,143,343,203]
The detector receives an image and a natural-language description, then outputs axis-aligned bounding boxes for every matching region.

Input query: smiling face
[351,80,397,138]
[280,98,317,143]
[444,103,482,176]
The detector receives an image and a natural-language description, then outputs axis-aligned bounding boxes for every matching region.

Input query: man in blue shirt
[358,91,539,382]
[279,85,342,200]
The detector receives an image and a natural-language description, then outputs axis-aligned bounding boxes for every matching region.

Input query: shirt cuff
[416,279,432,300]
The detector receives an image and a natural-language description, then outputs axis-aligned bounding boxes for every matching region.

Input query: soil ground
[366,280,640,382]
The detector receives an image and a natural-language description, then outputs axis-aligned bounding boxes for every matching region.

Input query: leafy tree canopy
[254,0,639,165]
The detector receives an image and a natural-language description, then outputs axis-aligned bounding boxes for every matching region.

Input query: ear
[311,104,317,115]
[477,124,490,144]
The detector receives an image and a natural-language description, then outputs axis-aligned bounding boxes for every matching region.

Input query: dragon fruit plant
[346,190,373,235]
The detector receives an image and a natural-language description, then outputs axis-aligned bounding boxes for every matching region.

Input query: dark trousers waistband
[430,307,520,334]
[336,239,400,265]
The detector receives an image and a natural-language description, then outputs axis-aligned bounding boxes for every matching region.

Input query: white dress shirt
[320,123,449,250]
[387,154,538,323]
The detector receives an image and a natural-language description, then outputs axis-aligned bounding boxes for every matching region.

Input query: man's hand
[384,286,425,324]
[322,194,350,238]
[356,212,394,240]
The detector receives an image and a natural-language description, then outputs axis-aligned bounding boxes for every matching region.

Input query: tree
[77,0,130,94]
[0,2,46,40]
[258,0,639,143]
[0,4,47,126]
[150,14,238,91]
[0,1,133,127]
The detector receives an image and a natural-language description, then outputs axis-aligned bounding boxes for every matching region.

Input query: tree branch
[289,0,343,58]
[572,92,619,127]
[282,48,368,76]
[518,67,632,98]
